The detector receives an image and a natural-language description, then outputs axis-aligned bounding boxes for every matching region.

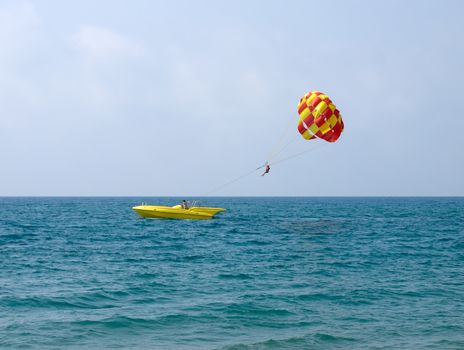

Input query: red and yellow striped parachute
[297,91,344,143]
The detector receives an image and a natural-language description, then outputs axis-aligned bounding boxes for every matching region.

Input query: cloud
[0,1,39,51]
[70,25,144,63]
[0,1,42,131]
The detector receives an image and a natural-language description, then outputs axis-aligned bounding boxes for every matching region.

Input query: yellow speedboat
[132,204,225,220]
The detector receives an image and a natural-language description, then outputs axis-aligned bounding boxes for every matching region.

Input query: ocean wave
[217,332,357,350]
[218,273,254,280]
[0,291,125,310]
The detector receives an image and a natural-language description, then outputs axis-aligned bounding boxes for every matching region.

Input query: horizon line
[1,195,463,198]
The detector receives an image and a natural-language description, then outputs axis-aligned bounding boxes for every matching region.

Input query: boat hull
[132,205,225,220]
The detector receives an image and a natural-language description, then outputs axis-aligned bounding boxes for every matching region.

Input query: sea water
[1,197,463,349]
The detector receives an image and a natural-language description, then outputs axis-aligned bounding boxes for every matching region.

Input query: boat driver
[181,200,189,209]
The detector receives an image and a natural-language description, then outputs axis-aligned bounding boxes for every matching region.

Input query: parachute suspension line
[203,118,294,196]
[269,143,325,167]
[264,117,296,163]
[267,133,300,163]
[205,141,325,195]
[204,168,260,196]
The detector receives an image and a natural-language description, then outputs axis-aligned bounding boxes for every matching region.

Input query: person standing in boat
[181,200,189,209]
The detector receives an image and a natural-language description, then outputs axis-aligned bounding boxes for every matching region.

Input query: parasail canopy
[297,91,344,143]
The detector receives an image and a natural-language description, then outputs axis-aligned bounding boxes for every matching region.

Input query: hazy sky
[1,0,463,196]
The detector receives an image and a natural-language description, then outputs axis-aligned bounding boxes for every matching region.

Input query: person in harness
[261,163,271,176]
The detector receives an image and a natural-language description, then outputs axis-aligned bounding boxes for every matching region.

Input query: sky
[1,0,463,196]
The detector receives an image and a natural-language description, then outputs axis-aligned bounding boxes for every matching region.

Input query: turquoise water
[1,197,463,349]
